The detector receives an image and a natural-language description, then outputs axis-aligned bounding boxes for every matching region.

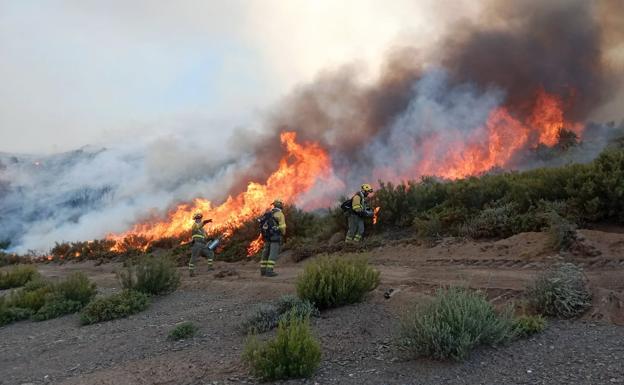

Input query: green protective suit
[346,191,367,242]
[260,208,286,274]
[189,221,214,274]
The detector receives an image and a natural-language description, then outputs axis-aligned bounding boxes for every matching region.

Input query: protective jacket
[191,222,208,241]
[260,208,286,242]
[351,191,369,215]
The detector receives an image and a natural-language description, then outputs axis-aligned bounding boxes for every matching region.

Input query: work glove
[202,219,213,225]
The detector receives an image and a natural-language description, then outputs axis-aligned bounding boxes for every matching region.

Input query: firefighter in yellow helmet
[345,184,374,243]
[188,212,214,277]
[258,199,286,277]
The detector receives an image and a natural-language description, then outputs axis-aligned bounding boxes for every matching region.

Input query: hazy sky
[0,0,479,154]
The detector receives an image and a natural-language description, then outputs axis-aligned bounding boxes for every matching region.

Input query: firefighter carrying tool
[188,212,214,277]
[343,183,374,243]
[257,199,286,277]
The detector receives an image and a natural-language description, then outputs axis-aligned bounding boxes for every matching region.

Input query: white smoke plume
[0,135,251,253]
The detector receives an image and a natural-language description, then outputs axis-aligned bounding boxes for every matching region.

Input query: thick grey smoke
[251,0,623,187]
[0,137,251,253]
[3,0,623,253]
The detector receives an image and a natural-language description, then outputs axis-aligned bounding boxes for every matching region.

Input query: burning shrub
[0,265,40,289]
[296,256,380,309]
[118,255,180,295]
[50,239,118,262]
[80,290,150,325]
[513,314,547,338]
[243,312,321,381]
[168,321,198,340]
[399,287,515,361]
[0,272,96,325]
[528,263,592,318]
[241,294,319,334]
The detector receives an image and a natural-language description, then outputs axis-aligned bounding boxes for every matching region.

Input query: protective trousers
[260,241,280,273]
[189,239,214,274]
[346,213,365,242]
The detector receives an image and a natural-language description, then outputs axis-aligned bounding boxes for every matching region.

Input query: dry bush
[528,263,592,318]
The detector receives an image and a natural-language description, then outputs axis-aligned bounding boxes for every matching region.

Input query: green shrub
[0,265,40,289]
[241,295,319,334]
[53,272,97,306]
[80,290,150,325]
[461,202,518,239]
[513,315,547,338]
[0,304,32,326]
[528,263,592,318]
[119,255,180,295]
[243,313,321,381]
[0,273,96,326]
[32,294,83,321]
[399,287,515,361]
[296,256,380,309]
[168,321,198,340]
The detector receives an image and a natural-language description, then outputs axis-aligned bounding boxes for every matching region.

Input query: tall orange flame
[409,89,582,179]
[107,131,331,251]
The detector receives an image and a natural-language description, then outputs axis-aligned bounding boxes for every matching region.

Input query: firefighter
[345,183,374,243]
[258,199,286,277]
[188,212,214,277]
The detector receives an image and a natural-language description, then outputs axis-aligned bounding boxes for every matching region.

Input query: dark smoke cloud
[247,0,623,191]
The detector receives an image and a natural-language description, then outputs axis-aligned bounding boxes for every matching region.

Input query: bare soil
[1,229,624,385]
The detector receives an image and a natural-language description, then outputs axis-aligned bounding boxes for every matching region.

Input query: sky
[0,0,480,154]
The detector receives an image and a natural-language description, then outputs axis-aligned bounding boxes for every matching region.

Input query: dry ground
[1,229,624,385]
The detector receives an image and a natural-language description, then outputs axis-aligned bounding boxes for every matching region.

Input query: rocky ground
[1,229,624,385]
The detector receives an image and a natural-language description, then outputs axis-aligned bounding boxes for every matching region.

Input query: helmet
[361,183,374,193]
[272,199,284,208]
[192,212,203,220]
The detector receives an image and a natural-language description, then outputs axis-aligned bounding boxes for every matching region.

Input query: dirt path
[1,229,624,384]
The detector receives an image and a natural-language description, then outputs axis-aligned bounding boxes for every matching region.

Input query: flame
[372,207,380,225]
[406,89,583,180]
[107,131,331,251]
[247,234,264,256]
[74,251,81,258]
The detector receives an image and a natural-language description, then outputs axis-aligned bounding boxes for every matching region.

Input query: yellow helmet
[192,212,203,220]
[272,199,284,208]
[361,183,374,193]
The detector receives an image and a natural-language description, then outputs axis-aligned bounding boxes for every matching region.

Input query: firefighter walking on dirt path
[344,183,374,243]
[258,199,287,277]
[189,212,214,277]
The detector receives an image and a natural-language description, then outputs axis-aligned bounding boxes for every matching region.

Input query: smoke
[3,0,624,253]
[0,137,251,253]
[254,0,624,188]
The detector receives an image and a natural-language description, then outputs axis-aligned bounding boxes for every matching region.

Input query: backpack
[340,198,352,212]
[340,191,364,213]
[258,208,279,240]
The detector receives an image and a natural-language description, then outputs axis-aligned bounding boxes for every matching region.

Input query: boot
[264,269,278,277]
[260,268,266,276]
[189,269,195,277]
